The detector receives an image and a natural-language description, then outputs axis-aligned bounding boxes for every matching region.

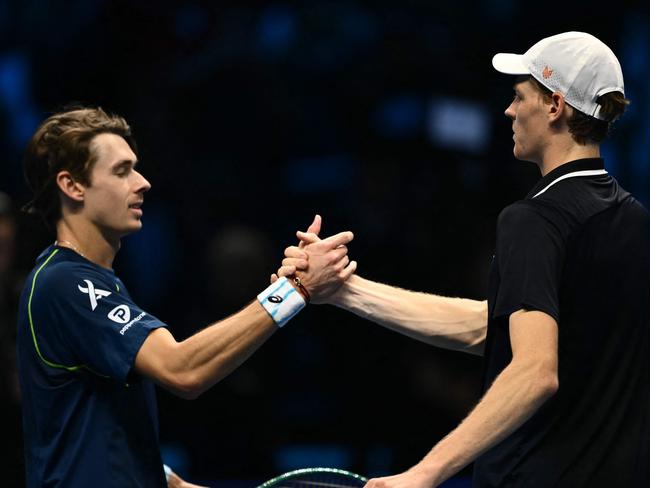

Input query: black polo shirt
[474,158,650,487]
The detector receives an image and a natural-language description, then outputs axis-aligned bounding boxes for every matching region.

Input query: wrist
[257,277,306,327]
[410,459,444,487]
[328,273,359,307]
[288,274,311,303]
[418,445,461,487]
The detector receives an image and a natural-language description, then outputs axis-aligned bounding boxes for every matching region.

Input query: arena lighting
[374,95,423,138]
[427,97,490,154]
[0,52,40,148]
[273,444,353,472]
[257,6,296,53]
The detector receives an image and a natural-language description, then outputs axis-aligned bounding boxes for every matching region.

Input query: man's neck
[538,140,600,176]
[56,218,120,270]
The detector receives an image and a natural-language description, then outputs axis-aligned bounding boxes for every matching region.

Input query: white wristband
[257,277,306,327]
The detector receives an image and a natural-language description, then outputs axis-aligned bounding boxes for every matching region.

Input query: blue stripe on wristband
[257,277,306,327]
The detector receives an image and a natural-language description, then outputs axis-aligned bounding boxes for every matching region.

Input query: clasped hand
[271,215,357,304]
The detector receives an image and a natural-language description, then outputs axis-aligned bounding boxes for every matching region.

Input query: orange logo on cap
[542,66,553,79]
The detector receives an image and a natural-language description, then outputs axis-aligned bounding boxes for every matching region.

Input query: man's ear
[548,92,571,123]
[56,170,86,203]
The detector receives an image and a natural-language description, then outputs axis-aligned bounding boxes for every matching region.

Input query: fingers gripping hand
[271,241,356,290]
[270,246,307,284]
[270,268,295,284]
[270,215,321,284]
[296,230,357,304]
[271,216,358,297]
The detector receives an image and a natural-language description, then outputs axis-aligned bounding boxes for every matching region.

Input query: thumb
[300,214,322,249]
[306,214,322,236]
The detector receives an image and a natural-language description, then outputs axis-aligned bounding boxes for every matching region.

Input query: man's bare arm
[364,310,559,488]
[279,234,487,355]
[135,228,356,399]
[135,302,276,399]
[329,275,487,355]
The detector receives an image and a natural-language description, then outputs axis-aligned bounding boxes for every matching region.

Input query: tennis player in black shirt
[278,32,650,487]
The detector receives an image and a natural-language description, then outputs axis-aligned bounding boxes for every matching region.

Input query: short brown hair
[528,76,630,145]
[23,106,136,229]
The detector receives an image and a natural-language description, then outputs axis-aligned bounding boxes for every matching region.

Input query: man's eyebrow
[112,159,138,168]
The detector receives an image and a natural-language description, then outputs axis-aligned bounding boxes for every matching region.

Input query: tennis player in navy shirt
[19,247,167,485]
[279,32,650,487]
[17,107,357,487]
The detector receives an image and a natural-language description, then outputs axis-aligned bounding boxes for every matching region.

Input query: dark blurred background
[1,1,649,486]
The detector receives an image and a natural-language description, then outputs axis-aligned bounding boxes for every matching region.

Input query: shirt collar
[526,158,605,199]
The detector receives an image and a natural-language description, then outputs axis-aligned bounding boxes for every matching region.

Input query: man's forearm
[137,301,279,398]
[329,275,487,354]
[173,301,277,394]
[416,356,558,484]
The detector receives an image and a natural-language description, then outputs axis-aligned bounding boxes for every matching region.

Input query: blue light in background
[0,52,40,149]
[427,97,490,154]
[0,55,24,109]
[620,14,649,81]
[600,143,620,179]
[258,6,296,54]
[619,12,650,206]
[119,204,180,309]
[160,442,192,479]
[374,95,424,138]
[274,444,353,472]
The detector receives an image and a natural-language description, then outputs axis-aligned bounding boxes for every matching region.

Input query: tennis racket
[257,467,368,487]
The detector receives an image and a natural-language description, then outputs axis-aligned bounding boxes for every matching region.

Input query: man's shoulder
[497,200,560,229]
[30,249,117,305]
[619,193,650,220]
[534,173,633,222]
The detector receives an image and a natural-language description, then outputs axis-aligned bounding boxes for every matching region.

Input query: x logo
[78,279,112,311]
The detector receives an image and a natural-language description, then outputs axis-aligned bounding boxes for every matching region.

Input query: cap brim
[492,53,530,75]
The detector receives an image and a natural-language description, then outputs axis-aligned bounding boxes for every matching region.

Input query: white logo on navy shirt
[119,311,146,335]
[77,279,112,311]
[108,304,131,324]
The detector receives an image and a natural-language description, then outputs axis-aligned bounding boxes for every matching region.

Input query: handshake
[270,214,357,306]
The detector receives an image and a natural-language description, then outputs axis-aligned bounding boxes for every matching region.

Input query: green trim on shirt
[28,249,108,377]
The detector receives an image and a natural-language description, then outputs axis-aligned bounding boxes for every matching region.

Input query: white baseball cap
[492,32,625,121]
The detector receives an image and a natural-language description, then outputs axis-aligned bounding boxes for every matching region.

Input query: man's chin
[512,146,534,163]
[120,221,144,237]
